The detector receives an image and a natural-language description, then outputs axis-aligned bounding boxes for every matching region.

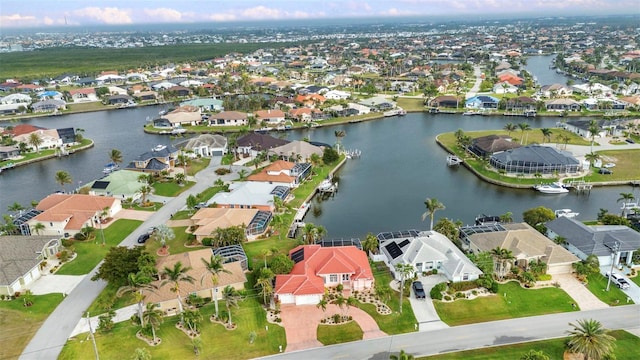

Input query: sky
[1,0,637,28]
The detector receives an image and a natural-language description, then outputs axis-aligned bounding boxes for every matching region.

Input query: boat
[319,179,333,191]
[170,127,186,135]
[475,214,501,225]
[153,144,167,152]
[534,182,569,194]
[463,110,479,116]
[446,155,462,166]
[102,162,119,174]
[555,209,579,218]
[383,108,406,117]
[621,202,639,212]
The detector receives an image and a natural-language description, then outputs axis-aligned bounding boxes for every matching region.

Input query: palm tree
[138,185,152,204]
[28,132,43,153]
[141,302,164,345]
[566,319,616,360]
[421,198,445,230]
[362,232,379,255]
[518,122,531,145]
[316,295,328,315]
[504,123,518,137]
[334,130,346,153]
[390,349,415,360]
[490,247,515,280]
[255,277,274,305]
[161,261,195,322]
[520,349,550,360]
[200,255,231,319]
[499,212,513,223]
[54,170,73,192]
[7,202,24,216]
[617,192,635,217]
[32,222,45,235]
[182,309,203,334]
[394,263,414,313]
[108,149,123,167]
[585,152,600,168]
[116,272,157,328]
[540,128,553,143]
[222,285,241,328]
[588,120,600,154]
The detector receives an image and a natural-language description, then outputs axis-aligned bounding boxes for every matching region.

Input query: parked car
[412,281,426,299]
[606,272,630,290]
[598,168,613,175]
[137,233,151,244]
[194,202,207,210]
[626,138,635,144]
[603,163,615,168]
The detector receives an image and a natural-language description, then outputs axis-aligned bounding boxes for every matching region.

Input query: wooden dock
[564,180,593,193]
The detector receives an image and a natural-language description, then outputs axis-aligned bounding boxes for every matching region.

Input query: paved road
[259,305,640,360]
[20,158,249,360]
[465,65,483,99]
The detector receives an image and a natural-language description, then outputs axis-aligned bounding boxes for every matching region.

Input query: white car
[603,163,616,168]
[606,272,630,290]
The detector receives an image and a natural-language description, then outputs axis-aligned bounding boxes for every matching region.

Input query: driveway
[552,274,608,310]
[407,274,449,331]
[280,303,386,352]
[600,267,640,304]
[27,274,85,296]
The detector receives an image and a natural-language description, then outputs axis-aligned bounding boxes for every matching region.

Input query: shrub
[215,168,231,175]
[0,295,5,300]
[449,280,477,292]
[444,295,452,301]
[432,269,438,274]
[58,250,70,262]
[73,232,87,241]
[332,314,341,323]
[537,274,552,281]
[471,290,478,296]
[14,291,21,298]
[202,238,213,246]
[489,281,499,293]
[430,282,446,300]
[455,292,465,298]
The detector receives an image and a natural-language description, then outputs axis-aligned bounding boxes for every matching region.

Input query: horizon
[2,0,638,30]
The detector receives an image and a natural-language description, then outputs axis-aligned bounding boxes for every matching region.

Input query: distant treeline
[0,42,288,81]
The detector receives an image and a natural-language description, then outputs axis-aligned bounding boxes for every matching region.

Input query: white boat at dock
[102,162,119,174]
[383,108,407,117]
[446,155,462,166]
[534,182,569,194]
[621,202,639,212]
[555,208,579,218]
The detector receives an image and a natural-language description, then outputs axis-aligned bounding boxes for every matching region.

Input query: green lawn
[153,181,195,197]
[87,282,137,315]
[433,282,576,326]
[56,219,143,275]
[0,293,66,360]
[419,330,640,360]
[60,297,286,360]
[317,322,364,345]
[355,262,417,335]
[185,158,210,176]
[585,273,634,306]
[143,227,206,257]
[631,274,640,287]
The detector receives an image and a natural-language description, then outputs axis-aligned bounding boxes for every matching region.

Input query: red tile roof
[3,124,46,137]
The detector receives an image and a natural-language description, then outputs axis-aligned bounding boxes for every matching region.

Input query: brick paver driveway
[280,303,386,352]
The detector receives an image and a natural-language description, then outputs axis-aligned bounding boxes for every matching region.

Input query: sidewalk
[70,304,138,337]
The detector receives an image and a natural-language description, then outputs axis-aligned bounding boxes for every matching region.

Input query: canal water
[1,55,634,238]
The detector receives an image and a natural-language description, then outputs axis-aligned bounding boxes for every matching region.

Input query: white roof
[209,181,282,207]
[1,93,32,104]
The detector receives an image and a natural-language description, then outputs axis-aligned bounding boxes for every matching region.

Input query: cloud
[72,7,133,25]
[241,6,284,19]
[380,8,414,17]
[0,13,39,26]
[143,8,183,22]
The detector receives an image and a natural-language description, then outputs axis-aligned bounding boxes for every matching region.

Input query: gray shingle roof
[0,236,60,285]
[546,217,640,256]
[491,145,579,166]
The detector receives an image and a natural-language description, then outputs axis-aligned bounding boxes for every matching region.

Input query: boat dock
[564,180,593,193]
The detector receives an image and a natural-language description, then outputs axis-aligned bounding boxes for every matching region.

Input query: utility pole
[86,312,100,360]
[605,241,620,292]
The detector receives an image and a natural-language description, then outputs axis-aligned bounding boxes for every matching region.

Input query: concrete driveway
[552,274,608,310]
[280,303,386,352]
[599,267,640,304]
[27,274,85,296]
[407,274,450,331]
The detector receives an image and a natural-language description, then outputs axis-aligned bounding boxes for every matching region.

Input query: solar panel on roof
[92,181,110,189]
[291,248,305,263]
[385,242,403,259]
[398,239,410,248]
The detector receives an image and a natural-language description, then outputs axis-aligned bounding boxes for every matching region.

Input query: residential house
[430,95,460,108]
[162,106,202,127]
[107,94,134,105]
[144,249,246,315]
[546,216,640,268]
[235,133,289,158]
[133,91,158,102]
[56,128,76,145]
[378,230,482,282]
[468,135,521,158]
[28,194,121,237]
[323,90,351,100]
[174,134,227,157]
[0,145,20,160]
[87,170,146,200]
[209,111,248,127]
[247,160,312,188]
[506,96,537,111]
[166,85,191,97]
[358,96,395,111]
[545,99,582,112]
[181,98,224,112]
[562,119,611,138]
[68,88,99,103]
[190,208,271,241]
[208,182,290,212]
[540,84,572,98]
[274,245,374,305]
[124,144,179,174]
[255,109,286,125]
[269,140,324,163]
[493,82,518,94]
[0,236,62,296]
[465,95,499,109]
[12,127,62,150]
[31,99,66,113]
[490,145,581,174]
[464,223,579,275]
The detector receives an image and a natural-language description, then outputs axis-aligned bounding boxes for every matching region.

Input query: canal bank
[0,139,94,171]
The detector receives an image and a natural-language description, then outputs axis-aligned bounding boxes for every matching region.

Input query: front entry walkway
[280,303,386,352]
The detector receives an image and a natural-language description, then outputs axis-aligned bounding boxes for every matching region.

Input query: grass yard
[590,149,640,181]
[144,227,206,256]
[87,282,137,316]
[397,98,427,112]
[0,293,66,360]
[56,219,143,275]
[434,282,576,326]
[317,322,364,345]
[355,262,417,335]
[419,330,640,360]
[185,158,211,176]
[585,273,634,306]
[631,274,640,287]
[59,297,286,360]
[153,181,195,197]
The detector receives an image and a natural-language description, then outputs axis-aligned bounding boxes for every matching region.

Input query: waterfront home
[0,235,62,296]
[107,94,134,106]
[505,96,537,111]
[493,82,518,94]
[208,182,290,212]
[463,222,579,275]
[489,145,581,175]
[133,90,158,102]
[254,109,286,125]
[546,216,640,268]
[0,145,20,160]
[430,95,459,108]
[87,170,146,200]
[274,245,373,305]
[180,98,224,112]
[190,208,271,241]
[28,194,121,237]
[269,140,324,163]
[561,119,622,138]
[1,93,32,104]
[10,126,62,150]
[124,144,179,174]
[68,88,99,103]
[208,111,248,126]
[289,108,320,122]
[31,99,66,113]
[247,160,312,188]
[174,134,227,157]
[468,135,520,159]
[358,96,395,111]
[540,84,572,98]
[235,133,289,158]
[377,230,482,282]
[143,249,246,315]
[465,95,499,109]
[162,105,202,127]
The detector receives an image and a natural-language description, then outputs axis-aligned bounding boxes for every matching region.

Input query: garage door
[212,150,223,156]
